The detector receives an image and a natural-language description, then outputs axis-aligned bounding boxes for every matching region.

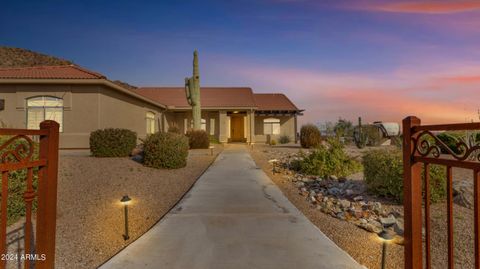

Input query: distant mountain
[0,46,137,89]
[0,47,72,67]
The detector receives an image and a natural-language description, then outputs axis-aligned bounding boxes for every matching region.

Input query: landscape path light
[268,159,279,174]
[120,195,131,240]
[378,229,395,269]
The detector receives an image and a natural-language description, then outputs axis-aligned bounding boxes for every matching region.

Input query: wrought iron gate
[0,120,59,269]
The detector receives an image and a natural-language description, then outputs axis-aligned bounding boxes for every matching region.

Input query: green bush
[365,125,384,146]
[279,135,291,144]
[270,139,277,146]
[186,130,210,149]
[168,126,181,134]
[363,148,446,202]
[0,136,39,225]
[437,132,462,154]
[143,132,189,169]
[90,128,137,157]
[300,124,321,148]
[295,138,362,178]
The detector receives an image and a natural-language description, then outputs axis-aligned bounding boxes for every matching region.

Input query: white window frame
[146,112,155,134]
[185,118,206,132]
[263,118,280,135]
[209,118,215,135]
[26,96,64,132]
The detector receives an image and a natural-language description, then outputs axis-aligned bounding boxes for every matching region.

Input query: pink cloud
[226,63,480,125]
[442,75,480,84]
[355,1,480,14]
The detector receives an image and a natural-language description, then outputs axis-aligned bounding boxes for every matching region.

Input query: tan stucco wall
[254,115,296,143]
[98,87,163,140]
[0,84,164,149]
[164,111,219,138]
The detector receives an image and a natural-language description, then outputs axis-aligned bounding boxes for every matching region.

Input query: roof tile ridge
[69,64,106,79]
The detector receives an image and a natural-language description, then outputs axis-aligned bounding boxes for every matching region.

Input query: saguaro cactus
[185,50,201,130]
[354,117,368,149]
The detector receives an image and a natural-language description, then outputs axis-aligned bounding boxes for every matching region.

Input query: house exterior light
[120,195,132,240]
[378,230,395,269]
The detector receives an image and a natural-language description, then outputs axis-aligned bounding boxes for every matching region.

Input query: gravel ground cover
[53,146,221,269]
[250,143,476,269]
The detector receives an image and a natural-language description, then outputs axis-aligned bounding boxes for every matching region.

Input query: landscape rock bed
[272,151,404,242]
[253,145,477,269]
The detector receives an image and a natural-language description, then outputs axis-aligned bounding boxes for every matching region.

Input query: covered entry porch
[219,110,255,144]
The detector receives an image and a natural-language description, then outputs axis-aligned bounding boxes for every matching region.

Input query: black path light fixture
[268,159,279,174]
[120,195,132,240]
[378,229,395,269]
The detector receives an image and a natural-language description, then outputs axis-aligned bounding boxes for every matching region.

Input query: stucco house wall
[254,115,295,143]
[0,84,164,149]
[163,110,220,138]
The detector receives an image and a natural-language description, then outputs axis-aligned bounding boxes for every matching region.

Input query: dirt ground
[52,146,221,269]
[250,143,476,269]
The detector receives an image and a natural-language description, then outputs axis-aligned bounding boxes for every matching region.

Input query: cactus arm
[185,77,193,105]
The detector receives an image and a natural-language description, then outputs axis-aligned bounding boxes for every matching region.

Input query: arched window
[146,112,155,134]
[263,118,280,135]
[27,96,63,131]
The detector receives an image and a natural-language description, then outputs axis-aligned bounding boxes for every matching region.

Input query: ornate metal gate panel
[0,121,59,269]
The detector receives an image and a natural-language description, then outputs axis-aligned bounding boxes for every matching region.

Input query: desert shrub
[300,124,321,148]
[475,132,480,143]
[0,136,39,225]
[90,128,137,157]
[270,139,277,146]
[437,132,462,154]
[168,126,181,134]
[143,132,189,169]
[333,118,353,138]
[363,148,446,202]
[390,135,402,149]
[365,125,383,146]
[279,135,291,144]
[186,130,210,149]
[295,138,362,178]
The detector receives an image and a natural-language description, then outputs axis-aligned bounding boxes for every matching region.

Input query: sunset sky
[2,0,480,125]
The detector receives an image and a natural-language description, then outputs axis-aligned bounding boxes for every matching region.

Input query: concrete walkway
[100,145,364,269]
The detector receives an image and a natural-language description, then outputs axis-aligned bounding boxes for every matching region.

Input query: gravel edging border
[95,149,222,268]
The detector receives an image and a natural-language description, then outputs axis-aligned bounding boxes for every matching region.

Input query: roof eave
[0,78,167,110]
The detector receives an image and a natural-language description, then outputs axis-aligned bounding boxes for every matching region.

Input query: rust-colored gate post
[403,116,423,269]
[36,121,59,269]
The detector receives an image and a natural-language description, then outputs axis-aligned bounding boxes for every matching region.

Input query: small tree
[334,118,353,138]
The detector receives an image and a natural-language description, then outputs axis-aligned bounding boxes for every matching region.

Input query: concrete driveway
[100,144,364,269]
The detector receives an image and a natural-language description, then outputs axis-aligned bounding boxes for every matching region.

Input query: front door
[230,116,245,142]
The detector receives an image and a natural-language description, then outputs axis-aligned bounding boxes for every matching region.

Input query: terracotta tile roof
[136,87,257,108]
[0,65,105,79]
[253,93,300,111]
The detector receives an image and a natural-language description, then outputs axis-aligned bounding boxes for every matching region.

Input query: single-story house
[0,65,303,149]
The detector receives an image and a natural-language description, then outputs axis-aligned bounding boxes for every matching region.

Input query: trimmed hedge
[143,132,189,169]
[90,128,137,157]
[186,130,210,149]
[363,148,446,202]
[300,124,321,148]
